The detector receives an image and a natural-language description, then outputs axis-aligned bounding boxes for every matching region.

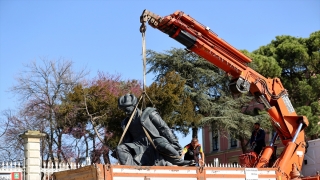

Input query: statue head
[118,94,138,115]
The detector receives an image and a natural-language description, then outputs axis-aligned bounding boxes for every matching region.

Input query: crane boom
[140,9,309,179]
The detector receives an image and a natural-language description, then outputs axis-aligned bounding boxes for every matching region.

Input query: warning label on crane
[245,168,258,180]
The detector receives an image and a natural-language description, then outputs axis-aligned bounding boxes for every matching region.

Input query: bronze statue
[115,94,195,166]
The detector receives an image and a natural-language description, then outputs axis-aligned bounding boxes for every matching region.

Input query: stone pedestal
[20,130,46,180]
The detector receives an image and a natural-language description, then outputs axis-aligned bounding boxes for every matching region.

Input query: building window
[212,136,219,151]
[230,137,237,148]
[210,129,220,152]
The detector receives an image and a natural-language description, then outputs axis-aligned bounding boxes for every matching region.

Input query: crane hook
[140,22,146,33]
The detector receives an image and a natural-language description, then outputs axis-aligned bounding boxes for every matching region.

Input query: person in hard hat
[115,93,195,166]
[181,137,205,166]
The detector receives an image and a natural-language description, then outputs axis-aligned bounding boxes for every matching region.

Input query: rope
[140,22,147,109]
[118,19,180,160]
[117,20,152,145]
[118,95,143,146]
[140,21,156,109]
[118,21,153,146]
[142,30,147,92]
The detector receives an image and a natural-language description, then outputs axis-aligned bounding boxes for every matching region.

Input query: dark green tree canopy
[241,50,282,78]
[146,71,202,135]
[147,48,228,115]
[253,31,320,139]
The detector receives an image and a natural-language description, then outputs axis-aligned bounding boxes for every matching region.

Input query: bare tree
[0,110,21,161]
[8,58,87,166]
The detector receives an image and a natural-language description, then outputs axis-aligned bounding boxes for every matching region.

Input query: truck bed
[53,164,278,180]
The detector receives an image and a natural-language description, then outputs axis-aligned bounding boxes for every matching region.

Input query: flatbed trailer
[53,164,280,180]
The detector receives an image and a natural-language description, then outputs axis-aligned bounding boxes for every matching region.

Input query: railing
[0,159,91,180]
[203,157,241,168]
[204,162,241,168]
[40,163,86,180]
[0,161,24,180]
[41,160,90,180]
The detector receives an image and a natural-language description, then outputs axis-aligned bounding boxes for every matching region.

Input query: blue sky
[1,0,319,147]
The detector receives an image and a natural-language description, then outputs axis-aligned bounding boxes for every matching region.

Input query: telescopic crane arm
[140,9,309,179]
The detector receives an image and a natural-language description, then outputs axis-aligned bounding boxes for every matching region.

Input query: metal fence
[0,159,89,180]
[41,161,88,180]
[0,161,23,180]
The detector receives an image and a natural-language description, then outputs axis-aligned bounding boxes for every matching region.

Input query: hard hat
[118,94,137,108]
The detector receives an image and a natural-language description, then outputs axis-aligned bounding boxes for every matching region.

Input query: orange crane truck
[139,9,318,180]
[52,10,320,180]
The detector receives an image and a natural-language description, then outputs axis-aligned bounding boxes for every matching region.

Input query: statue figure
[115,93,195,166]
